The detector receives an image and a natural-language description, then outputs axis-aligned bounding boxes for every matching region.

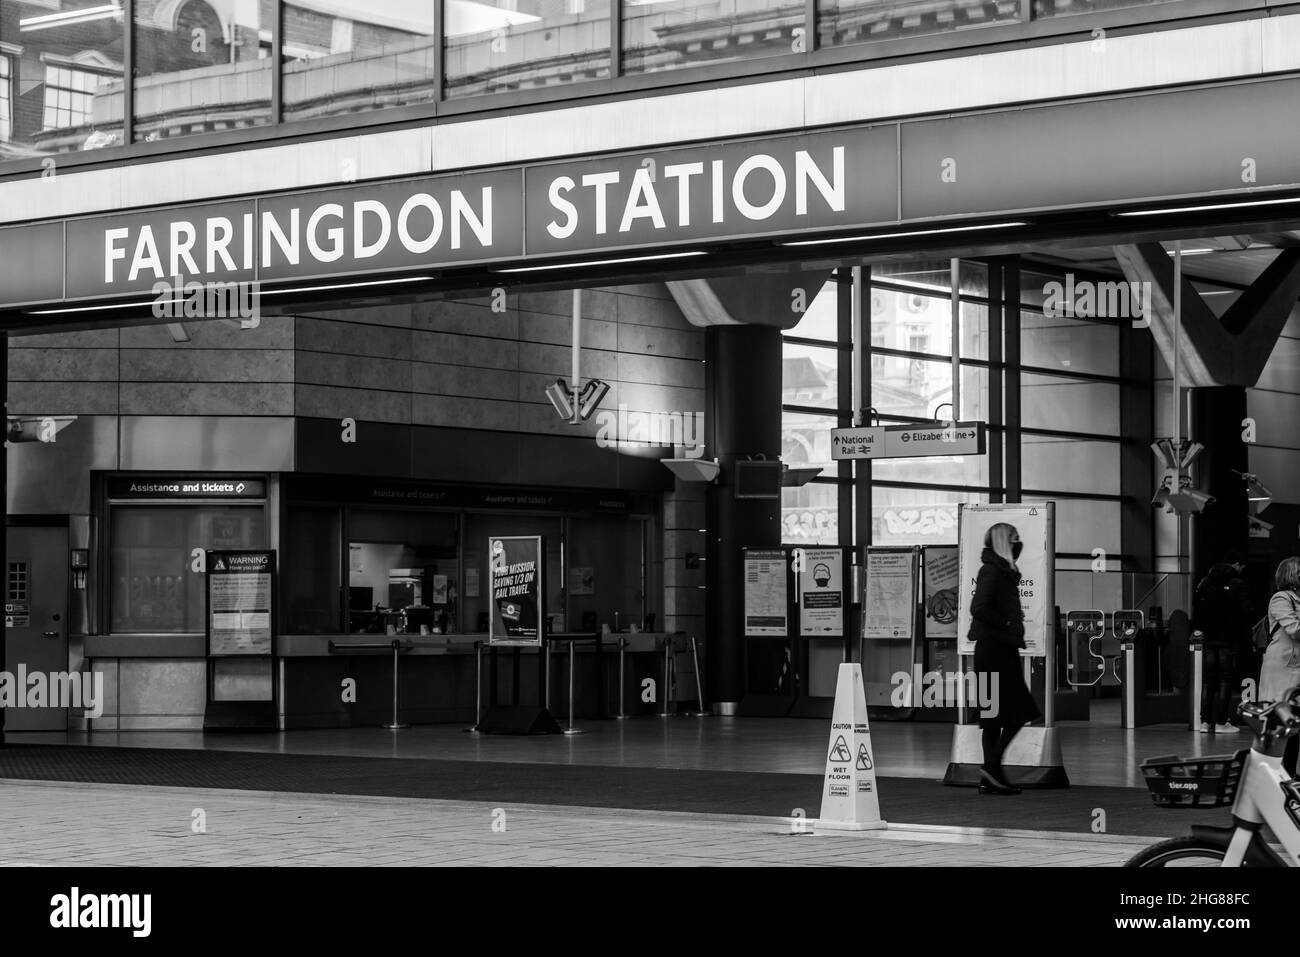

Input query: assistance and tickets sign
[206,550,274,656]
[956,503,1055,658]
[489,536,545,645]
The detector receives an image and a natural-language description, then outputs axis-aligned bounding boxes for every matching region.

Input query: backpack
[1252,615,1279,652]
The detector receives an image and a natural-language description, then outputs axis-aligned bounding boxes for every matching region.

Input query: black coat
[969,548,1040,729]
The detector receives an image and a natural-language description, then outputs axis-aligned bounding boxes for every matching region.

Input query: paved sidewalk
[0,780,1153,866]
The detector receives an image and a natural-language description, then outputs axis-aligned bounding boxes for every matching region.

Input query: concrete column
[705,324,783,711]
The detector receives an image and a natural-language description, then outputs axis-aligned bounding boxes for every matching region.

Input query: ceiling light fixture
[778,221,1028,248]
[494,251,707,274]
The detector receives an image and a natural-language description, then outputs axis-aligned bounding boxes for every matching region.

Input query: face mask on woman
[1012,541,1023,559]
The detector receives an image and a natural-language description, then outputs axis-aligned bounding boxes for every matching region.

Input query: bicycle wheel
[1126,837,1228,867]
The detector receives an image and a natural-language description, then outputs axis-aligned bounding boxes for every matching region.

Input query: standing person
[1191,550,1253,734]
[969,523,1041,795]
[1261,556,1300,777]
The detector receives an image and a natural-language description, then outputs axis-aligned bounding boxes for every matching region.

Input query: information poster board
[863,548,918,640]
[797,547,844,637]
[956,503,1055,657]
[922,545,959,639]
[743,548,788,637]
[206,550,275,656]
[489,536,544,645]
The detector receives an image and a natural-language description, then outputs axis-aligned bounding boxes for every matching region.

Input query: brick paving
[0,780,1153,866]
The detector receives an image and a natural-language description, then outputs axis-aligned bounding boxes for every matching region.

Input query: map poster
[744,548,788,637]
[922,545,959,639]
[863,548,917,640]
[489,536,544,646]
[207,550,275,656]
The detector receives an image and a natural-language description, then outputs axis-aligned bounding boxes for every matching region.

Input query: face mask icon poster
[489,536,544,645]
[956,503,1055,657]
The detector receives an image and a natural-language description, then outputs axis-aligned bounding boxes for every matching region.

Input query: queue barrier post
[684,635,711,717]
[464,640,484,733]
[615,635,628,720]
[563,636,585,735]
[659,634,674,718]
[327,639,411,730]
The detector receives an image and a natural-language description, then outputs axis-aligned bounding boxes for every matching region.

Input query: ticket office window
[346,509,459,634]
[109,504,268,635]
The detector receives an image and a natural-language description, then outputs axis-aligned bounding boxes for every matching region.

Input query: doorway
[5,524,69,731]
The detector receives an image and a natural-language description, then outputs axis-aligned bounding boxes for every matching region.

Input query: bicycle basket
[1139,750,1248,809]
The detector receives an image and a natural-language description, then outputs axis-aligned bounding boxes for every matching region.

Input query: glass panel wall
[110,504,267,634]
[622,0,800,76]
[133,0,273,143]
[0,0,125,156]
[1034,0,1180,17]
[444,0,610,99]
[819,0,1021,51]
[282,0,439,121]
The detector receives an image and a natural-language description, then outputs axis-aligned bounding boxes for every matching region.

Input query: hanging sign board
[797,547,844,637]
[743,548,788,637]
[831,422,985,460]
[956,503,1055,658]
[206,550,275,656]
[863,547,918,640]
[922,545,960,639]
[489,536,545,646]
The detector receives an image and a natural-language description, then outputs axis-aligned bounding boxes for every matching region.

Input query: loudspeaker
[476,705,563,734]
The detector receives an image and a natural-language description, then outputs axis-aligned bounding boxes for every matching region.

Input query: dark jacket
[1192,563,1253,647]
[968,547,1025,649]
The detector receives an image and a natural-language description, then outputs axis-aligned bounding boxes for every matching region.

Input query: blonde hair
[985,522,1020,577]
[1275,556,1300,593]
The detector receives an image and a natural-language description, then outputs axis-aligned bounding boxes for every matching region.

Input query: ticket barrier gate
[1065,609,1193,728]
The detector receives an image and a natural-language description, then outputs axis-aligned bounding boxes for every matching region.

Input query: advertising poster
[489,536,544,645]
[798,547,844,637]
[956,503,1054,657]
[922,545,959,639]
[863,548,917,640]
[207,550,274,656]
[743,548,788,637]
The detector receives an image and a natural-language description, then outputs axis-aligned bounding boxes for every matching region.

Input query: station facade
[2,0,1300,733]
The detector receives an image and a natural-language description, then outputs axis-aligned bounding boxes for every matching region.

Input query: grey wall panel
[411,394,520,430]
[119,416,295,470]
[6,415,119,515]
[118,316,295,349]
[9,382,119,415]
[119,382,294,415]
[295,418,411,475]
[411,329,520,369]
[295,317,412,358]
[120,348,295,383]
[9,348,118,382]
[296,383,411,423]
[1245,389,1300,450]
[295,351,412,392]
[411,363,520,402]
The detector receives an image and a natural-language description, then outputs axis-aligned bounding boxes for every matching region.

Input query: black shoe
[979,768,1022,794]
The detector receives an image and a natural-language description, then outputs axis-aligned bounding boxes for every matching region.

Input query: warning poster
[489,536,544,646]
[207,550,274,656]
[798,547,844,637]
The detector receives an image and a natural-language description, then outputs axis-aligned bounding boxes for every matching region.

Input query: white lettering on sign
[101,190,498,286]
[545,147,845,236]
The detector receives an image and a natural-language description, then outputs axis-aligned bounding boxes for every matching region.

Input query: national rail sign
[831,422,986,460]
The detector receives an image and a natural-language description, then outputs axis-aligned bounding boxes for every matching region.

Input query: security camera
[576,379,609,421]
[545,379,574,422]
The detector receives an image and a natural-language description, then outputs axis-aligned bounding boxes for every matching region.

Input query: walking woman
[969,523,1041,795]
[1261,556,1300,778]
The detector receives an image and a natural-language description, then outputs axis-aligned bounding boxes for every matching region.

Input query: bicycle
[1126,685,1300,867]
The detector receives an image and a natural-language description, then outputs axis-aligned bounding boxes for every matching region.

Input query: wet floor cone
[814,663,886,831]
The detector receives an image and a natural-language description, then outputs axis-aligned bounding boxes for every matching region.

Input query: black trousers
[1285,736,1298,779]
[981,723,1026,782]
[1200,645,1238,726]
